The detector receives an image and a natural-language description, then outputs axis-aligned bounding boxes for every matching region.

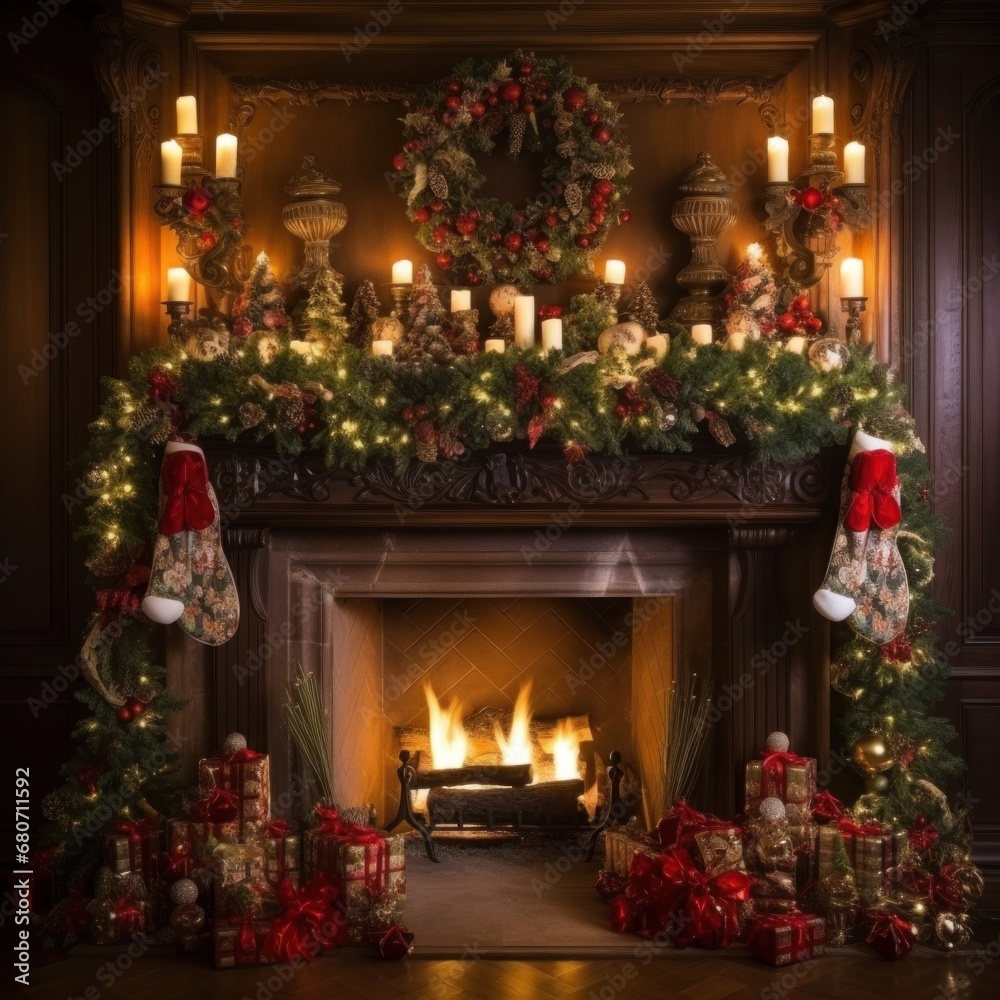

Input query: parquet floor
[20,940,1000,1000]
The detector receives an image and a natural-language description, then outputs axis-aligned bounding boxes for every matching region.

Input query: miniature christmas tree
[398,264,453,364]
[348,279,382,348]
[293,269,349,352]
[563,291,618,354]
[231,251,290,337]
[622,280,660,335]
[721,242,778,340]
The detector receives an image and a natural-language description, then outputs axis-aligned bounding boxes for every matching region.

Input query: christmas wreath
[392,50,632,287]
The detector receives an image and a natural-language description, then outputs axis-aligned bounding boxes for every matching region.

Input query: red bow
[810,790,846,824]
[376,924,415,960]
[900,862,964,912]
[865,908,916,960]
[759,749,808,799]
[614,848,753,949]
[263,876,344,963]
[95,563,150,621]
[191,788,238,824]
[656,799,735,851]
[158,846,192,881]
[268,819,293,838]
[158,449,214,535]
[838,816,886,838]
[844,449,900,532]
[113,894,146,938]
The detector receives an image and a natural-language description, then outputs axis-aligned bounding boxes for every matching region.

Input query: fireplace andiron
[585,750,626,862]
[384,750,441,863]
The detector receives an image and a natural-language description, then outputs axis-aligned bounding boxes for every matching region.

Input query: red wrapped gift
[865,907,917,961]
[746,910,826,966]
[102,819,162,877]
[656,799,732,851]
[199,745,270,841]
[264,819,301,889]
[214,917,272,968]
[745,748,817,818]
[611,847,754,949]
[261,875,345,963]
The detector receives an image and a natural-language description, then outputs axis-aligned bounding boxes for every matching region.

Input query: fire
[425,683,467,769]
[546,717,582,782]
[495,681,533,766]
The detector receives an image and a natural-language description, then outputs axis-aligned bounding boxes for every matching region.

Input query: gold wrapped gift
[264,834,301,889]
[213,842,266,892]
[692,827,746,876]
[213,920,271,968]
[604,828,661,879]
[334,834,406,910]
[198,749,271,841]
[745,755,817,812]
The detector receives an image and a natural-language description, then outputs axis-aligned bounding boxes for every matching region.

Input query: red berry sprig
[776,293,824,338]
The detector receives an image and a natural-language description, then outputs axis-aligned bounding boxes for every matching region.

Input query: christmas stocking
[813,431,908,642]
[142,441,239,645]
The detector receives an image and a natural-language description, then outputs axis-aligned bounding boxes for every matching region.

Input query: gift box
[746,911,826,966]
[169,815,238,864]
[214,842,266,893]
[745,750,817,815]
[814,823,904,905]
[264,820,301,889]
[605,828,661,879]
[693,827,746,876]
[199,746,270,841]
[214,918,272,968]
[87,868,151,944]
[102,820,163,877]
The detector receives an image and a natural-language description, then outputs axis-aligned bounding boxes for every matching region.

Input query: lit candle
[513,295,535,349]
[604,259,626,285]
[785,336,808,354]
[161,139,182,185]
[812,95,834,135]
[844,141,866,184]
[372,340,394,356]
[541,318,563,353]
[484,339,505,354]
[176,95,198,135]
[646,334,668,360]
[166,267,192,302]
[215,133,238,178]
[691,323,713,346]
[450,289,471,312]
[767,136,789,183]
[840,257,865,298]
[391,259,413,284]
[728,332,747,352]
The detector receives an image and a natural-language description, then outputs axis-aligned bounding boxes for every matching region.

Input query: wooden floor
[20,939,1000,1000]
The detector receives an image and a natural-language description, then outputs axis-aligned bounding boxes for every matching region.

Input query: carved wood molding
[228,75,784,130]
[92,12,163,168]
[206,445,835,519]
[849,33,917,166]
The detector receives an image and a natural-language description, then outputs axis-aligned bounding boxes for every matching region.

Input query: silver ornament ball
[222,732,247,754]
[171,878,199,905]
[764,731,790,753]
[758,796,787,823]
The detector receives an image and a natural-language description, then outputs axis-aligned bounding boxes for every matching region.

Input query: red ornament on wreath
[394,50,631,286]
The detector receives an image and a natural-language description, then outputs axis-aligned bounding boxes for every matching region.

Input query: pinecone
[589,162,617,180]
[276,395,305,430]
[428,169,449,200]
[689,403,706,423]
[508,113,527,156]
[239,402,265,429]
[707,412,737,447]
[564,183,583,216]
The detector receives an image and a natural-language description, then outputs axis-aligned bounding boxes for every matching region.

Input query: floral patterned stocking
[141,441,239,646]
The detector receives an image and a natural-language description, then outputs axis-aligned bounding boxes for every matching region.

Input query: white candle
[450,289,471,312]
[844,141,866,184]
[604,259,626,285]
[691,323,713,346]
[161,139,182,185]
[767,137,789,183]
[541,318,563,353]
[391,259,413,284]
[372,340,394,356]
[166,267,192,302]
[840,257,865,298]
[484,339,505,354]
[513,295,535,349]
[646,334,668,360]
[176,95,198,135]
[785,336,808,354]
[812,95,834,135]
[215,133,238,178]
[728,332,747,352]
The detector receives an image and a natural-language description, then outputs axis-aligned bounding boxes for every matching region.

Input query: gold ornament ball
[489,283,519,317]
[853,732,894,775]
[866,773,890,794]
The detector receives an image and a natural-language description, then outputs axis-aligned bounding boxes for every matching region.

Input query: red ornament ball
[521,102,535,115]
[147,366,179,401]
[791,294,811,313]
[518,62,533,76]
[392,153,406,171]
[467,271,483,286]
[798,186,824,211]
[584,110,600,124]
[501,81,523,104]
[777,312,798,331]
[435,251,454,269]
[544,213,559,227]
[117,705,133,723]
[443,94,462,111]
[575,235,590,248]
[413,207,432,224]
[432,225,449,245]
[503,232,523,253]
[618,209,631,223]
[446,80,462,94]
[533,266,553,281]
[487,94,499,107]
[182,187,213,215]
[469,101,486,119]
[562,87,587,112]
[592,125,613,144]
[455,215,478,236]
[441,113,454,126]
[593,179,613,197]
[196,231,217,252]
[430,200,445,212]
[535,238,551,253]
[125,697,146,716]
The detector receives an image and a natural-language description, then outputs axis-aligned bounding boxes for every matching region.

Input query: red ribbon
[900,861,964,912]
[759,749,808,800]
[158,846,192,882]
[269,819,292,838]
[746,911,814,964]
[191,788,238,824]
[844,449,901,532]
[865,908,916,960]
[614,847,753,949]
[113,895,145,938]
[837,816,886,838]
[158,449,214,535]
[810,789,846,824]
[263,875,343,963]
[655,799,736,851]
[311,807,388,894]
[95,563,150,621]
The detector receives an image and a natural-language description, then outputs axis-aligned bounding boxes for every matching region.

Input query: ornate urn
[282,155,348,289]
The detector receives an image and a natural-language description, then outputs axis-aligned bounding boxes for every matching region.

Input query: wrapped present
[656,799,735,853]
[102,819,163,877]
[264,819,301,889]
[692,826,745,876]
[87,867,151,944]
[199,745,270,841]
[745,749,817,815]
[746,911,826,966]
[214,842,266,894]
[214,918,272,968]
[170,812,238,863]
[864,906,917,960]
[814,821,904,905]
[609,847,754,949]
[752,871,797,905]
[261,876,346,962]
[605,828,661,879]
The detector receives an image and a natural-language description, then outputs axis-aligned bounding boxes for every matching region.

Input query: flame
[425,683,467,769]
[547,717,582,782]
[495,682,533,766]
[581,779,600,822]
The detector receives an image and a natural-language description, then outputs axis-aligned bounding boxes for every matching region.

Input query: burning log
[409,762,533,790]
[427,778,587,829]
